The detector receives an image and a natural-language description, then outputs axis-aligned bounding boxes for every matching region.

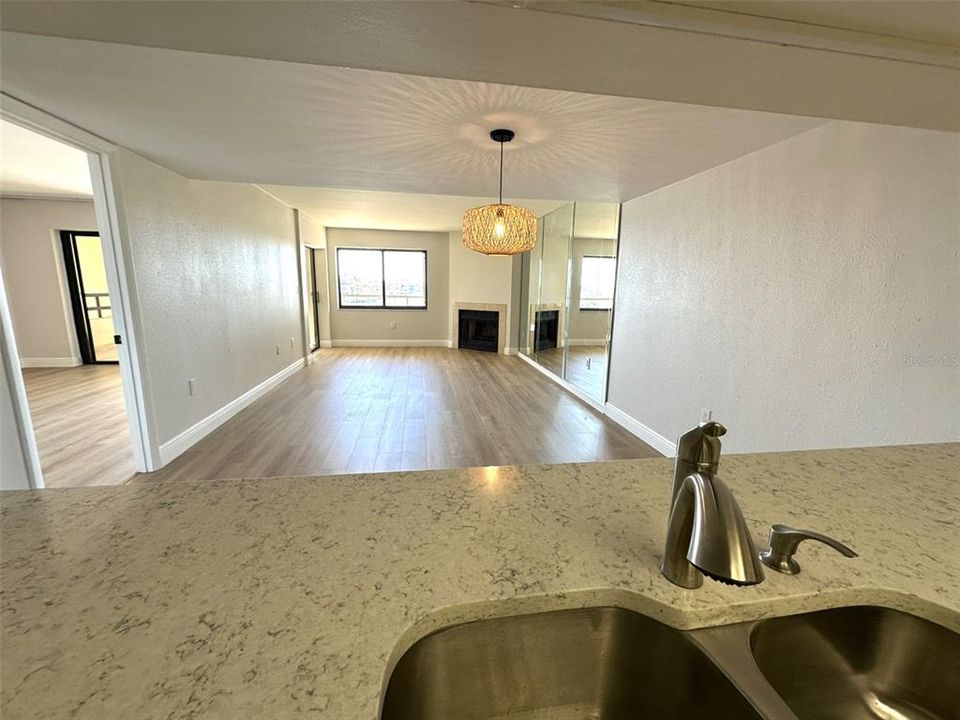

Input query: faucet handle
[699,421,726,437]
[676,421,727,472]
[759,524,857,575]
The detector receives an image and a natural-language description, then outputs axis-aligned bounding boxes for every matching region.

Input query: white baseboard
[317,340,333,348]
[566,339,609,347]
[158,358,305,466]
[20,356,82,368]
[516,352,606,413]
[331,339,450,348]
[604,403,675,456]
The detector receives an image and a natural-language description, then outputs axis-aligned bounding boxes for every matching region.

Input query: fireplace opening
[458,310,499,353]
[535,310,559,351]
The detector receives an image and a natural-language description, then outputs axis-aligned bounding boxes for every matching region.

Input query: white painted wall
[1,256,40,489]
[109,149,302,447]
[0,198,97,365]
[609,122,960,453]
[448,231,515,352]
[0,357,30,489]
[326,228,449,345]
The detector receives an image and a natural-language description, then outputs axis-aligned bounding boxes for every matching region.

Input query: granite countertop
[2,444,958,719]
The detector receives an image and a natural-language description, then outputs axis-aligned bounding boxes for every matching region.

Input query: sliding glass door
[60,231,119,364]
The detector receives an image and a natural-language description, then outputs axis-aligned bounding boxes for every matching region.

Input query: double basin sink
[381,605,959,720]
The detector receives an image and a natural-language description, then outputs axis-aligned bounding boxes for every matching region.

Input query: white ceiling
[1,2,956,133]
[1,32,824,209]
[0,119,92,199]
[263,186,566,234]
[661,1,960,46]
[269,188,623,236]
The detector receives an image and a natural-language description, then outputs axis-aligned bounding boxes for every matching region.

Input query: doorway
[306,246,320,352]
[0,110,152,489]
[60,230,120,364]
[305,246,330,352]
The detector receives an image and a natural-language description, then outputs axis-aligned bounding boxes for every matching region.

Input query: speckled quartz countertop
[2,444,958,719]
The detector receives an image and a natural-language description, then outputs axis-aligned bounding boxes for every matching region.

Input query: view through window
[579,256,616,310]
[337,248,427,308]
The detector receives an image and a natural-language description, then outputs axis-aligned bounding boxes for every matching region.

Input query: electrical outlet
[275,344,281,355]
[289,337,295,349]
[188,378,197,396]
[700,407,713,424]
[389,321,397,329]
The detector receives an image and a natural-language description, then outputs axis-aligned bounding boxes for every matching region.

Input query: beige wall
[0,198,97,365]
[326,228,449,344]
[110,148,301,447]
[1,339,31,489]
[609,121,960,453]
[1,379,30,488]
[568,237,615,342]
[448,231,515,352]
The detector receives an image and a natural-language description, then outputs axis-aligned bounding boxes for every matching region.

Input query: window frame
[577,254,617,311]
[335,247,428,310]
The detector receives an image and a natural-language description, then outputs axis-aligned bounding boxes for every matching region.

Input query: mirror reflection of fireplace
[535,310,559,351]
[458,310,499,352]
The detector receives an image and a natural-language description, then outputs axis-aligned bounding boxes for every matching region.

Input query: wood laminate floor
[139,347,658,482]
[534,345,608,401]
[22,365,135,488]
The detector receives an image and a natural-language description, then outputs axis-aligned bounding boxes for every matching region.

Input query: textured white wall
[110,149,301,446]
[326,228,449,343]
[1,261,37,489]
[609,122,960,453]
[0,199,97,363]
[448,231,515,349]
[1,345,31,489]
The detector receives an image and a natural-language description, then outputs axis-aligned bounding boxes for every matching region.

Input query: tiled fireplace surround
[451,302,508,354]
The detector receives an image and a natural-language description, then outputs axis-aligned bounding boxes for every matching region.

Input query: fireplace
[458,310,499,352]
[535,310,559,351]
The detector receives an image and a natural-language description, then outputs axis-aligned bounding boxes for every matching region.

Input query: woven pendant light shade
[463,128,537,256]
[462,203,537,256]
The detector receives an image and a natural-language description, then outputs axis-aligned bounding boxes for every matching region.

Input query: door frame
[1,93,160,486]
[60,230,120,365]
[306,247,320,353]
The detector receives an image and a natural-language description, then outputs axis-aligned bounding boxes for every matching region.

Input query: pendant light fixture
[462,129,537,256]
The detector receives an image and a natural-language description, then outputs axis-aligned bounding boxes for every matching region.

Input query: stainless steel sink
[750,606,960,720]
[381,605,960,720]
[380,607,763,720]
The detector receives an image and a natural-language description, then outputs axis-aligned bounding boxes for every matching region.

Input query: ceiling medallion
[462,129,537,256]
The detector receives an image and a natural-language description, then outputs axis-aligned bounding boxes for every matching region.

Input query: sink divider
[688,622,800,720]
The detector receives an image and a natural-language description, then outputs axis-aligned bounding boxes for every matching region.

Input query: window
[578,256,616,310]
[337,248,427,309]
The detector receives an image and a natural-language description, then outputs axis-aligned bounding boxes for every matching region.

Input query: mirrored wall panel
[519,202,620,404]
